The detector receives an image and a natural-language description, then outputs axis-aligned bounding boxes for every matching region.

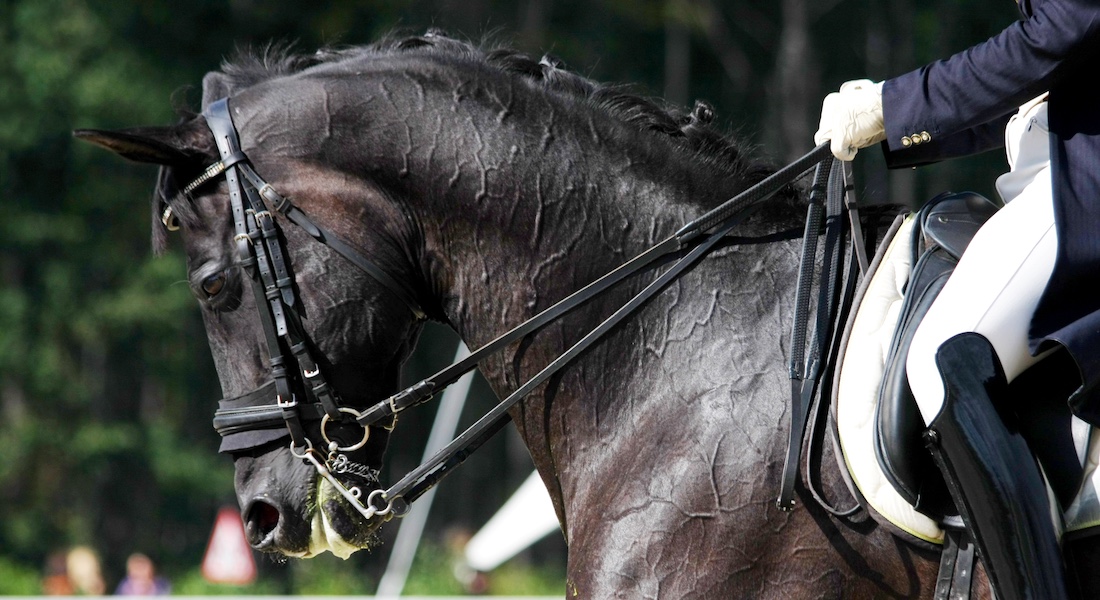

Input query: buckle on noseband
[277,394,298,409]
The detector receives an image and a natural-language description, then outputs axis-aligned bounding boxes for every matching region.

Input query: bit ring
[320,407,370,452]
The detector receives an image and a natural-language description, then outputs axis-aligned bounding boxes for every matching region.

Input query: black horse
[76,32,987,598]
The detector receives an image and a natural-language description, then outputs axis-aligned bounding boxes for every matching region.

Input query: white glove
[814,79,885,161]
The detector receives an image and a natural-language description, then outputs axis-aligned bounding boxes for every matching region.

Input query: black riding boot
[923,332,1068,600]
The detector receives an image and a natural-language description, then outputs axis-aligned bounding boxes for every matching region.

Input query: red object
[201,507,257,585]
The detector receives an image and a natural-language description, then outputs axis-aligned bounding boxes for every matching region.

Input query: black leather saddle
[873,192,984,517]
[872,190,1085,518]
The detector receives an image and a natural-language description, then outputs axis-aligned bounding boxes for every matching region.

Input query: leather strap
[213,381,327,436]
[235,164,428,319]
[358,144,833,430]
[779,157,854,511]
[387,210,753,505]
[356,144,833,508]
[205,99,312,448]
[934,528,976,600]
[201,98,428,451]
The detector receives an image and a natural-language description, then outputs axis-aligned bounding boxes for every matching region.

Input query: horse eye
[202,273,226,297]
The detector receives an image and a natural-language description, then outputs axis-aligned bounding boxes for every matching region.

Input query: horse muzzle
[241,492,314,556]
[309,474,387,558]
[240,467,386,559]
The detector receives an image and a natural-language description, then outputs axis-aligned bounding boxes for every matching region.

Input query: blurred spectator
[67,546,106,595]
[41,551,73,595]
[115,553,170,596]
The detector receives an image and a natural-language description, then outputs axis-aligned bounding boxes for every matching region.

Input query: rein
[189,96,846,523]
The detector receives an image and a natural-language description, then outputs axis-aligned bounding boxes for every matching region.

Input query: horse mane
[219,30,764,177]
[154,30,796,253]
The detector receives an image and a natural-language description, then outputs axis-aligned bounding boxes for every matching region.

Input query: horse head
[75,62,431,557]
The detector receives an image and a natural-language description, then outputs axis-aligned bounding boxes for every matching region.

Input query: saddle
[831,191,1095,545]
[875,191,999,519]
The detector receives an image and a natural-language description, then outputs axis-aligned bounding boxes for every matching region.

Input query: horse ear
[202,72,233,109]
[73,123,213,166]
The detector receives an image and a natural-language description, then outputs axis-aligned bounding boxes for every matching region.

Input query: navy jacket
[880,0,1100,416]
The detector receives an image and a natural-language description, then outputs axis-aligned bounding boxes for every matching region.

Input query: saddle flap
[872,192,1001,518]
[874,247,955,515]
[835,191,997,537]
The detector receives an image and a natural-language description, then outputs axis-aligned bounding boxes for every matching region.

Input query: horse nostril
[244,499,281,547]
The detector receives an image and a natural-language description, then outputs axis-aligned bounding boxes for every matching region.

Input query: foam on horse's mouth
[304,479,363,559]
[307,507,360,559]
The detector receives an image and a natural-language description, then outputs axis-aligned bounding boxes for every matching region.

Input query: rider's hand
[814,79,885,161]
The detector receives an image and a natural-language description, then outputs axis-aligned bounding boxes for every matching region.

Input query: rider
[814,1,1100,598]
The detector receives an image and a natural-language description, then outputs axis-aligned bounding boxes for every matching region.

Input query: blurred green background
[1,0,1015,594]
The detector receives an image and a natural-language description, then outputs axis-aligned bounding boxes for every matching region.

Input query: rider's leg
[907,95,1055,422]
[906,166,1057,424]
[903,120,1065,596]
[902,96,1065,597]
[925,333,1068,599]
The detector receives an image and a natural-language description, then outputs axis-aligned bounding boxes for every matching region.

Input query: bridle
[177,96,852,525]
[197,97,420,519]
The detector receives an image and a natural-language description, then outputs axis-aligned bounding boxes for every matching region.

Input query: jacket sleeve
[881,0,1100,166]
[881,113,1011,169]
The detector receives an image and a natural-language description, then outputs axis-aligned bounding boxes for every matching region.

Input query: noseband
[178,96,845,523]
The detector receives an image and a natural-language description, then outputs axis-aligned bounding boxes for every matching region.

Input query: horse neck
[242,62,755,383]
[414,122,735,351]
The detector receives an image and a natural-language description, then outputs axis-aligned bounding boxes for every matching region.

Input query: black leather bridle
[177,96,843,522]
[199,98,422,515]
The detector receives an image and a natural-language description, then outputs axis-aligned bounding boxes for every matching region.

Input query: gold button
[901,136,912,147]
[910,133,922,145]
[920,131,931,143]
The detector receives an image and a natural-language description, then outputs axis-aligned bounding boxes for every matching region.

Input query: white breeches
[907,96,1056,425]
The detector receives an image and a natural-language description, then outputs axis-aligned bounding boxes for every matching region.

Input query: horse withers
[77,32,991,598]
